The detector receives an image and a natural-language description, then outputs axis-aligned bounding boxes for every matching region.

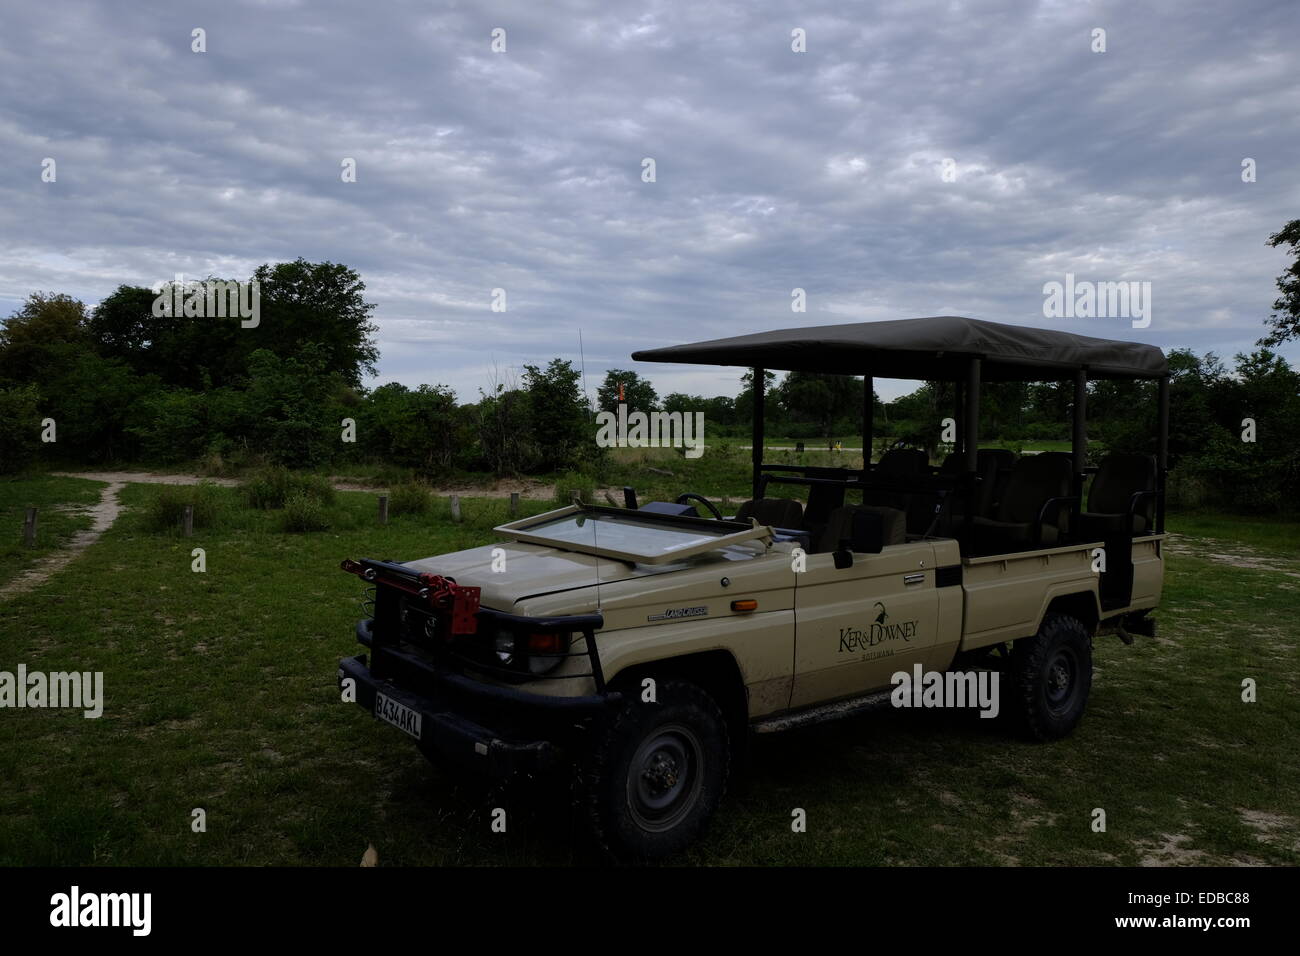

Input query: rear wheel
[586,679,728,861]
[1008,612,1093,741]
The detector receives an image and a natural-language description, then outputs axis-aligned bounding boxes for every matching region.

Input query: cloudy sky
[2,0,1297,402]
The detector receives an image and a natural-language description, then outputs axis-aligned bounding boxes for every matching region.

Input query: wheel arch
[606,650,749,757]
[1040,590,1100,635]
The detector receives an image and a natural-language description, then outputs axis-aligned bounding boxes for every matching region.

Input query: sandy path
[50,470,557,499]
[0,481,125,601]
[2,472,559,602]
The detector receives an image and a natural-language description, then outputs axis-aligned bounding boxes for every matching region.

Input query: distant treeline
[1,258,1297,512]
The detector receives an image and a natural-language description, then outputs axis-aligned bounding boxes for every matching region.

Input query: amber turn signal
[730,599,758,613]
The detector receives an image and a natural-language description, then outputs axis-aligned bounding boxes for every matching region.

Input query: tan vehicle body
[406,518,1165,723]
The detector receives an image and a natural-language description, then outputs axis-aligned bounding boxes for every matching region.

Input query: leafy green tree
[596,369,658,413]
[734,368,779,429]
[0,293,88,389]
[251,259,379,388]
[778,371,862,439]
[361,382,465,477]
[523,359,591,471]
[472,382,530,475]
[243,345,342,467]
[1260,220,1300,347]
[0,385,41,473]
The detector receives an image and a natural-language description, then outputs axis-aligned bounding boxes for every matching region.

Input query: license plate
[375,692,422,740]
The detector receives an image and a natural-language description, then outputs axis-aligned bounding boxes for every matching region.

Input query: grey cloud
[0,0,1296,404]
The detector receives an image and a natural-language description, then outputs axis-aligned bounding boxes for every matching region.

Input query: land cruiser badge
[648,606,709,622]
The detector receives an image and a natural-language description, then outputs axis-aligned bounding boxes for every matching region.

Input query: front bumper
[338,647,619,778]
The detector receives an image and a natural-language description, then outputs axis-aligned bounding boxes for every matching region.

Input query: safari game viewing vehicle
[336,316,1169,861]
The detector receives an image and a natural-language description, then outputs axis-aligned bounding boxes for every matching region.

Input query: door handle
[903,572,926,586]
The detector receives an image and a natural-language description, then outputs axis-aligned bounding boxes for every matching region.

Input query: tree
[250,259,379,388]
[0,293,88,389]
[1260,220,1300,346]
[0,385,41,473]
[242,345,342,466]
[734,368,779,427]
[523,359,591,471]
[777,371,862,439]
[596,369,658,413]
[0,293,149,461]
[87,285,170,374]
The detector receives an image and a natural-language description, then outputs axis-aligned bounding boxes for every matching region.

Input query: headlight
[525,631,571,675]
[494,631,515,665]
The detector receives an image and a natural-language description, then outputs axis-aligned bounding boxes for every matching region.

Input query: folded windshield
[496,506,771,564]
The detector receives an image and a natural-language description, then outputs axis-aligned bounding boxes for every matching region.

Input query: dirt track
[0,480,125,600]
[49,470,557,499]
[1,472,558,602]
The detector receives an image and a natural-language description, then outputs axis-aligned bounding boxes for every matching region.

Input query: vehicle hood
[403,540,680,609]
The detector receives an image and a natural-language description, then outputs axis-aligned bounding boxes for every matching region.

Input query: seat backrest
[995,452,1072,524]
[802,482,845,531]
[875,447,929,475]
[813,505,906,554]
[734,497,805,529]
[1089,454,1156,518]
[980,448,1016,470]
[978,448,1017,515]
[937,449,1004,518]
[863,447,928,519]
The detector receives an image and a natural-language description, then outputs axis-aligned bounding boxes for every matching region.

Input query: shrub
[388,481,431,516]
[279,491,331,532]
[242,467,335,509]
[143,482,226,533]
[552,470,595,506]
[0,385,41,474]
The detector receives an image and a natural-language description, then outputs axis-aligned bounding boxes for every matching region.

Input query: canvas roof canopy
[631,315,1167,381]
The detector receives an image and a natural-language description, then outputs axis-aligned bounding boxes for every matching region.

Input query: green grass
[0,476,1297,866]
[0,475,104,589]
[1166,512,1300,556]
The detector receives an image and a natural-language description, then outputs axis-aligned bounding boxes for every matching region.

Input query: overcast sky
[2,0,1297,402]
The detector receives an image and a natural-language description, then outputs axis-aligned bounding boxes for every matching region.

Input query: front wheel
[585,679,729,862]
[1008,613,1093,741]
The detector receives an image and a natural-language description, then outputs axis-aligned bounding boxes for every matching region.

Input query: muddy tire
[1008,613,1093,741]
[585,679,728,862]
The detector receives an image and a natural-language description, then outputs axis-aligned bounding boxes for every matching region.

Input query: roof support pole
[953,380,965,459]
[752,367,765,500]
[964,359,980,473]
[1157,375,1169,533]
[1072,369,1088,505]
[963,358,981,552]
[863,375,873,469]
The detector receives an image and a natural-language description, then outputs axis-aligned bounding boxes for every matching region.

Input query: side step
[752,689,893,735]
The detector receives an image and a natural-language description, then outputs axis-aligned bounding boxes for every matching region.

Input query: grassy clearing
[1166,512,1300,557]
[0,475,1297,866]
[0,475,104,589]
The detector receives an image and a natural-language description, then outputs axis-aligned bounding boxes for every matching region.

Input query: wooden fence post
[182,505,194,537]
[450,495,462,523]
[509,492,520,517]
[23,507,37,547]
[378,495,389,525]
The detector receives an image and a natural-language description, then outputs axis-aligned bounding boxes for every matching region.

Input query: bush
[552,470,595,506]
[388,481,431,516]
[241,467,335,509]
[279,491,331,532]
[143,482,226,532]
[0,385,41,474]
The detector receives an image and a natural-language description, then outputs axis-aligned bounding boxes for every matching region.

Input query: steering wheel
[675,492,723,520]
